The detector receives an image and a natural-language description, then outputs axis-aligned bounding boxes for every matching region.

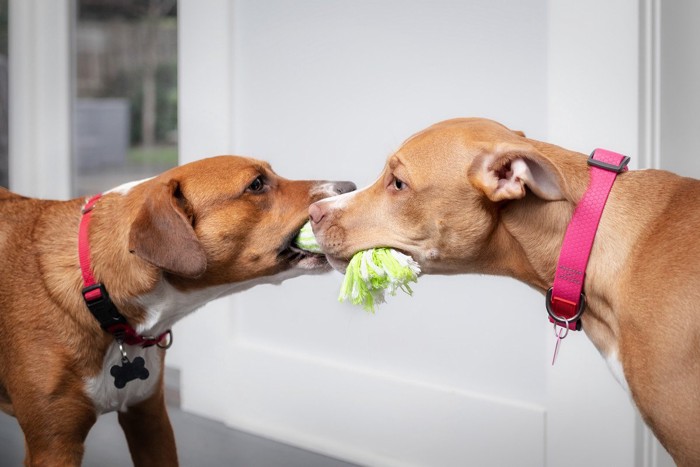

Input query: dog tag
[111,355,150,389]
[110,341,149,388]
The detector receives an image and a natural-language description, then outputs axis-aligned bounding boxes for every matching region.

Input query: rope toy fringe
[295,222,420,312]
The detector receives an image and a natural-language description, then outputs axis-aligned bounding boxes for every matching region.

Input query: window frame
[9,0,73,199]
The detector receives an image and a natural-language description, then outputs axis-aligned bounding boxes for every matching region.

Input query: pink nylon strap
[547,149,629,330]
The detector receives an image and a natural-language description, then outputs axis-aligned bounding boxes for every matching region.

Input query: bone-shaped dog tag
[111,355,150,389]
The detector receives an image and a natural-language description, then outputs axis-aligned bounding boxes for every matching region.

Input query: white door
[171,1,653,466]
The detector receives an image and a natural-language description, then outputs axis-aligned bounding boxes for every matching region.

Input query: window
[74,0,177,196]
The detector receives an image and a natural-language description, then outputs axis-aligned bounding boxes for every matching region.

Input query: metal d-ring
[553,320,570,340]
[157,330,173,349]
[545,287,586,326]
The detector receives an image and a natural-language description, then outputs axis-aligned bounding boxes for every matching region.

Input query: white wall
[175,1,551,465]
[232,0,549,406]
[173,1,652,466]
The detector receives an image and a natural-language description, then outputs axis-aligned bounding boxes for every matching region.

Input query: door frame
[9,0,73,199]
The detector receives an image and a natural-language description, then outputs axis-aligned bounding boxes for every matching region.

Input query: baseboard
[164,365,181,408]
[182,341,546,467]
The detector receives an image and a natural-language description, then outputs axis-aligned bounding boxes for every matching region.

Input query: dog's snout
[309,181,355,228]
[309,202,326,225]
[332,181,356,195]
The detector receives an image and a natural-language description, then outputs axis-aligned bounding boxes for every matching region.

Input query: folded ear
[468,143,565,202]
[129,179,207,278]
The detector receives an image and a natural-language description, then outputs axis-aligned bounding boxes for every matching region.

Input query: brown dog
[309,118,700,466]
[0,155,354,466]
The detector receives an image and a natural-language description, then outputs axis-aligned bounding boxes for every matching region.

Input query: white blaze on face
[313,177,377,211]
[314,188,358,211]
[310,182,344,198]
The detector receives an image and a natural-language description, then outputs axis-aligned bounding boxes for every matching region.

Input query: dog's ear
[129,179,207,278]
[512,129,526,137]
[468,143,565,202]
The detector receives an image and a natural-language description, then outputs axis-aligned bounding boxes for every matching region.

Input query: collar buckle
[81,194,102,214]
[546,288,585,331]
[81,282,128,331]
[587,150,630,173]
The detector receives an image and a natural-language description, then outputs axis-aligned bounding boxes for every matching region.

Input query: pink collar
[79,194,171,348]
[547,149,629,361]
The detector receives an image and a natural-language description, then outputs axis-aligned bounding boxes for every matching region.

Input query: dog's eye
[247,176,265,193]
[393,177,406,191]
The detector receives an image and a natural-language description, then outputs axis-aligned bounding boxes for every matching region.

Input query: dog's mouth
[325,255,350,273]
[324,246,416,275]
[278,224,330,271]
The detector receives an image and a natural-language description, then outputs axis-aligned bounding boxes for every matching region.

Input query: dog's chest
[84,342,163,414]
[80,282,226,414]
[81,278,293,414]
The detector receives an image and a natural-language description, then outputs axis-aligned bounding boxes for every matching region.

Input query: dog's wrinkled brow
[388,156,403,170]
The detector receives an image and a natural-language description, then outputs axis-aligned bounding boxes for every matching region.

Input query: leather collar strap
[79,194,170,347]
[546,149,630,331]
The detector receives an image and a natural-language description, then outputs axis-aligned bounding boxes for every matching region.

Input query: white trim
[639,0,661,171]
[636,2,675,466]
[8,0,72,199]
[220,341,546,467]
[636,5,658,465]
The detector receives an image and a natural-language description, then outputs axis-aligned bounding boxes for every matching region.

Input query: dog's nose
[309,202,326,224]
[331,181,356,195]
[310,182,354,225]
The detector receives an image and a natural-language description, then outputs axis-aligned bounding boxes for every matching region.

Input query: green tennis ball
[294,221,421,311]
[294,221,323,253]
[338,248,420,312]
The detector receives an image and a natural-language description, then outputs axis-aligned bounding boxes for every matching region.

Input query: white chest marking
[84,343,163,414]
[83,282,230,414]
[605,350,629,392]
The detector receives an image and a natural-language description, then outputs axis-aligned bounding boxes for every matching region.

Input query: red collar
[79,194,171,348]
[547,149,629,361]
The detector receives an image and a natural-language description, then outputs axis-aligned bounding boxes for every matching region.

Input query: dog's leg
[15,396,97,467]
[118,383,178,466]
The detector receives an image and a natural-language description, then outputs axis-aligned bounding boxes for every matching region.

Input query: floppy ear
[129,179,207,278]
[468,143,565,202]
